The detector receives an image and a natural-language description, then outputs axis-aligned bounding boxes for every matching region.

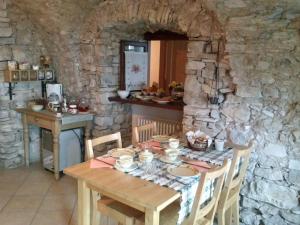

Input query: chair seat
[97,197,143,224]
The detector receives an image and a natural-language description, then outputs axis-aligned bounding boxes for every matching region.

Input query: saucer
[114,162,138,173]
[159,156,181,165]
[167,165,200,177]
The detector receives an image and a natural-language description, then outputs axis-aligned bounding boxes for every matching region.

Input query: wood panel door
[159,40,187,92]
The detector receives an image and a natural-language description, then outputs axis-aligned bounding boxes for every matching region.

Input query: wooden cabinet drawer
[27,115,52,130]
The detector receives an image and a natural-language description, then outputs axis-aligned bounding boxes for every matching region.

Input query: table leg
[78,179,91,225]
[84,121,92,161]
[39,128,43,166]
[22,114,30,167]
[84,121,92,141]
[145,208,159,225]
[53,131,60,180]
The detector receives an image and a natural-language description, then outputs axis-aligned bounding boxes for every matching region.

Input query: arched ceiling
[10,0,104,34]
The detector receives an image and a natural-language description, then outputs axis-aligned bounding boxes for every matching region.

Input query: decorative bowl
[117,90,130,99]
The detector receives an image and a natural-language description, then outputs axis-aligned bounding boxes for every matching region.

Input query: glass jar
[78,98,89,112]
[68,97,78,114]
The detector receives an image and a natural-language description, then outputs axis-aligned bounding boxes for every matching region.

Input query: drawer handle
[35,118,39,122]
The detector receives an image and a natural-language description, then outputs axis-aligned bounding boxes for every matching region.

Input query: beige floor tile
[0,181,22,195]
[31,210,72,225]
[26,170,54,183]
[0,169,29,184]
[2,195,43,213]
[39,194,76,211]
[69,209,78,225]
[15,181,51,196]
[47,178,77,196]
[0,211,35,225]
[0,194,12,211]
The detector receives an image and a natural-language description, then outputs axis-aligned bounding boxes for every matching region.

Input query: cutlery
[180,157,212,169]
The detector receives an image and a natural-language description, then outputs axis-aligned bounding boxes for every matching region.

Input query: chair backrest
[187,160,228,225]
[86,132,122,160]
[132,122,157,145]
[218,142,252,208]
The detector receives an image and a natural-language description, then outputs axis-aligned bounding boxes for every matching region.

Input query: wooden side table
[16,108,94,180]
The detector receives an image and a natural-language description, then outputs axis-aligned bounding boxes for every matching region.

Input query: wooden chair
[86,131,122,159]
[179,160,228,225]
[87,132,132,225]
[132,122,157,145]
[216,143,252,225]
[97,160,229,225]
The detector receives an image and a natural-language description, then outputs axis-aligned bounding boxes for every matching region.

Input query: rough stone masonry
[0,0,299,224]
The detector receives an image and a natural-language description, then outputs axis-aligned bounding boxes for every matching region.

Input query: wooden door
[159,40,187,92]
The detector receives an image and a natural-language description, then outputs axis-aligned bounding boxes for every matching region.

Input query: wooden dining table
[64,160,181,225]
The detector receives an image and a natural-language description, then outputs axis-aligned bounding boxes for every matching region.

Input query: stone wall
[0,0,48,167]
[221,3,300,224]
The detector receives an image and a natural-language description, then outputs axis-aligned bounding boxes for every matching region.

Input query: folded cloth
[147,141,161,148]
[96,156,116,165]
[90,157,116,169]
[139,141,164,154]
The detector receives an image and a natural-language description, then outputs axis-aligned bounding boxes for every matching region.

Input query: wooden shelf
[4,69,55,82]
[108,96,185,111]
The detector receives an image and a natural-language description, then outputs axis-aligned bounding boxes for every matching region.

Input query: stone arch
[78,0,233,147]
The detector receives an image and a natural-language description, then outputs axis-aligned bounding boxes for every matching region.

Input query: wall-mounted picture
[124,51,148,91]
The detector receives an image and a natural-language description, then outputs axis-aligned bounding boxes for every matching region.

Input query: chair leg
[225,206,232,225]
[232,199,239,225]
[217,209,225,225]
[92,191,101,225]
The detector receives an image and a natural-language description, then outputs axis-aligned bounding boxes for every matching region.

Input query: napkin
[146,141,164,153]
[90,157,116,169]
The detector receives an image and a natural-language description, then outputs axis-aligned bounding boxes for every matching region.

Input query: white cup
[169,138,180,149]
[117,155,133,168]
[215,139,225,151]
[165,149,179,161]
[139,150,153,163]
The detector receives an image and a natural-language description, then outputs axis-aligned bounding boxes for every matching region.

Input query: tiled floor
[0,163,78,225]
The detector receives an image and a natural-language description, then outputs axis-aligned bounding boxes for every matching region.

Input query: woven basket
[187,140,208,151]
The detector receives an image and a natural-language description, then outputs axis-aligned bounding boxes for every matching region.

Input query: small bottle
[62,96,68,113]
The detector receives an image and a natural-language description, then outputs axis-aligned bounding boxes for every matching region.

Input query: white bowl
[117,90,130,99]
[31,105,43,111]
